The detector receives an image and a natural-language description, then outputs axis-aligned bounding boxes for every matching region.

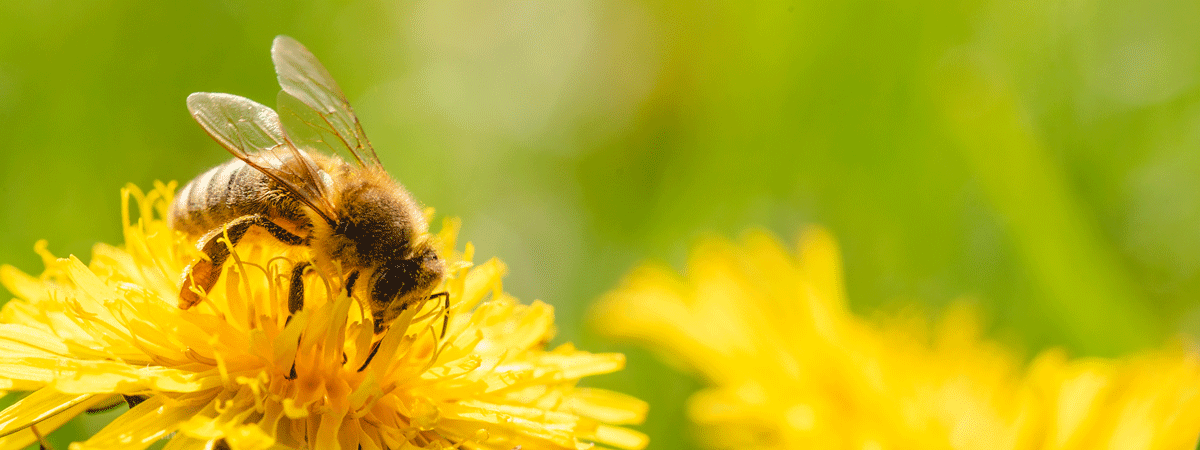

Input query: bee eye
[370,262,419,307]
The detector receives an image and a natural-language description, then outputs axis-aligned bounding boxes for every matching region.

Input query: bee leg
[359,302,403,371]
[179,214,304,309]
[287,261,311,318]
[345,270,360,295]
[283,262,311,381]
[357,339,382,372]
[122,395,147,409]
[429,292,450,339]
[85,395,126,414]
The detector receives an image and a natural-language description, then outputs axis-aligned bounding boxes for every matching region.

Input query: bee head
[367,243,445,334]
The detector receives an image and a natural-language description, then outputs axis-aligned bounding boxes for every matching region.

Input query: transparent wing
[186,92,337,224]
[271,35,382,168]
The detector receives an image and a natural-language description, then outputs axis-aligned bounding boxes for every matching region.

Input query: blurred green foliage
[2,0,1199,448]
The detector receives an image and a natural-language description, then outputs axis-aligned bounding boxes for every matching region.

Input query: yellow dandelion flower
[0,183,648,450]
[593,227,1200,449]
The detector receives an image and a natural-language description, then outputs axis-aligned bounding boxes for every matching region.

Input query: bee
[171,35,446,337]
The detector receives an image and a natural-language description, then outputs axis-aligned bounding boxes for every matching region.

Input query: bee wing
[186,92,338,224]
[271,35,383,168]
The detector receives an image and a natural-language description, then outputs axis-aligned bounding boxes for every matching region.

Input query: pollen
[0,182,648,450]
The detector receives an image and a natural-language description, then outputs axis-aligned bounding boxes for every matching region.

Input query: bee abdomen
[169,159,306,237]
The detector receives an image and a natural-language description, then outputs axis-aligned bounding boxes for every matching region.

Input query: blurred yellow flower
[0,183,647,450]
[593,227,1200,449]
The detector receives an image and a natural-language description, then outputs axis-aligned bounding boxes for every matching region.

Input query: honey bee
[171,35,446,337]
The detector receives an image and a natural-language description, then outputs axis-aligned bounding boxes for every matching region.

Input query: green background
[2,0,1199,448]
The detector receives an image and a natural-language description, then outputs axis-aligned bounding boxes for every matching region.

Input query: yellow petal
[0,265,48,303]
[456,258,506,313]
[0,389,102,443]
[563,389,648,425]
[589,424,648,450]
[160,435,214,450]
[72,394,211,450]
[177,415,275,450]
[0,360,57,391]
[537,351,626,380]
[0,324,70,357]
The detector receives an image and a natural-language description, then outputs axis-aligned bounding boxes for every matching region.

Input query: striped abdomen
[169,158,310,238]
